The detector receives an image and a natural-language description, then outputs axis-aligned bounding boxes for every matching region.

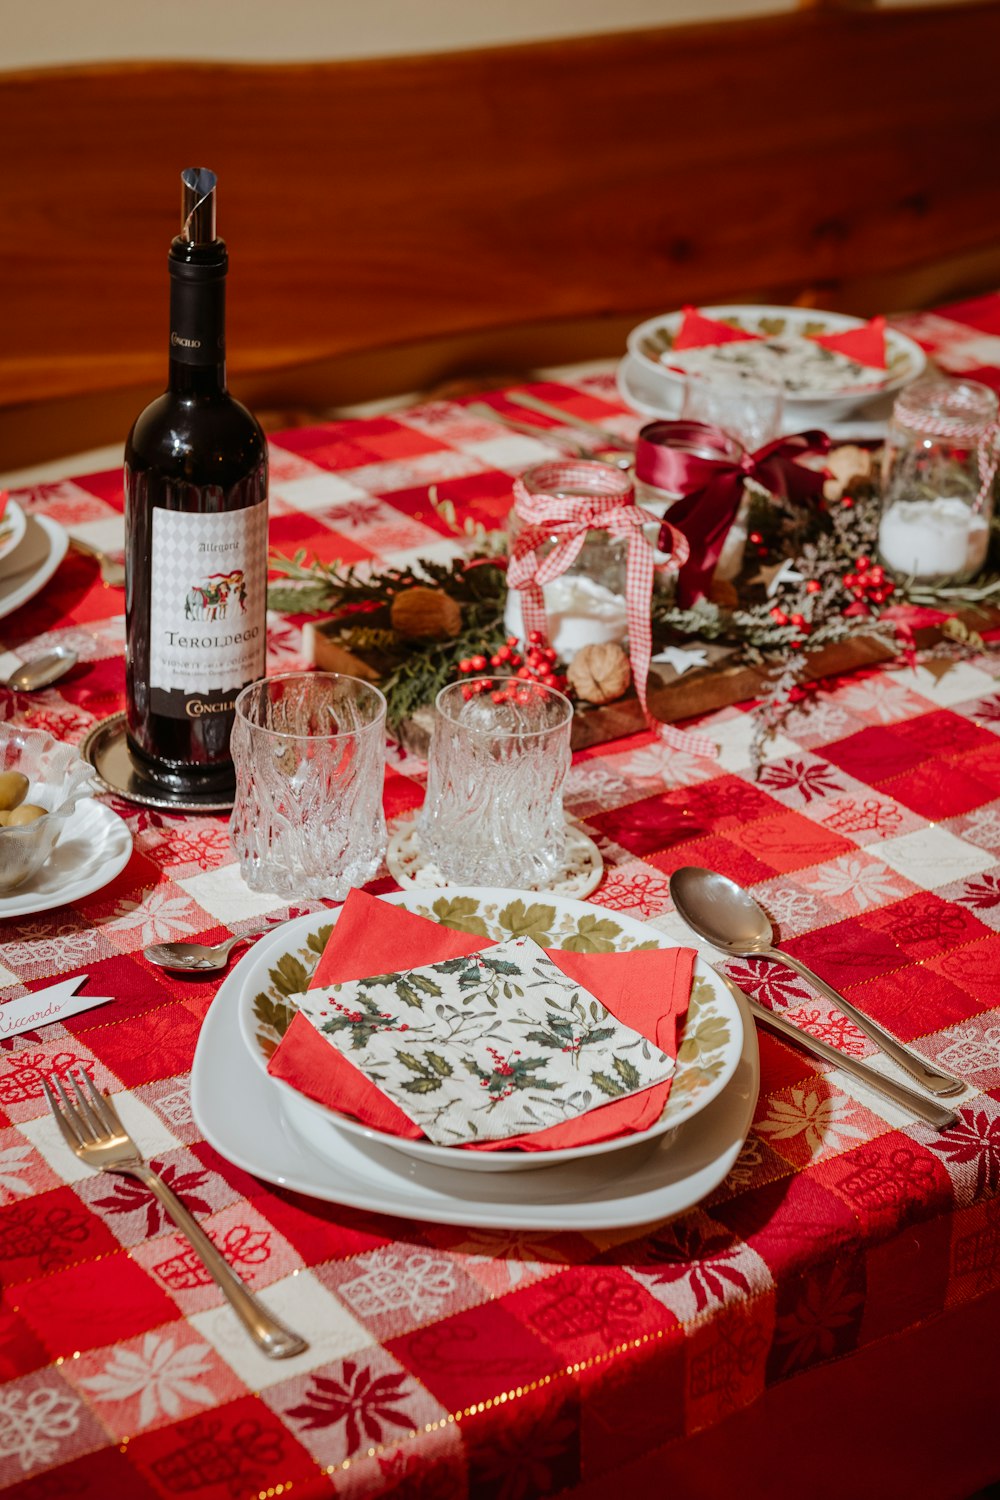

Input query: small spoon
[507,391,635,451]
[669,865,965,1098]
[69,537,126,588]
[466,403,633,472]
[3,647,78,692]
[144,934,250,973]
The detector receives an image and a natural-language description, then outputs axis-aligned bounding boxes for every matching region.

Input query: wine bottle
[124,167,268,796]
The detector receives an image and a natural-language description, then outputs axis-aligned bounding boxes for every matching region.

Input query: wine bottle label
[148,499,268,720]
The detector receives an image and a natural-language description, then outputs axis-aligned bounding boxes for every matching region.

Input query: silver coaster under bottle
[80,713,235,814]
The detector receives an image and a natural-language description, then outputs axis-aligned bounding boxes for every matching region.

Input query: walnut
[389,586,462,641]
[567,642,631,704]
[707,577,739,609]
[823,444,874,501]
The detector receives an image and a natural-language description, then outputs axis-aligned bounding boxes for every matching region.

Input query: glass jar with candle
[504,460,631,659]
[878,377,999,584]
[634,420,749,582]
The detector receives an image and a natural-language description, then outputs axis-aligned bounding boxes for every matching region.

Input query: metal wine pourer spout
[181,167,217,244]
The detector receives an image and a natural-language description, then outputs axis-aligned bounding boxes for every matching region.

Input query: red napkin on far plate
[267,889,695,1153]
[807,315,888,370]
[673,306,763,350]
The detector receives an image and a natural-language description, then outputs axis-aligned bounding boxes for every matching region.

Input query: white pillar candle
[503,574,629,660]
[878,496,989,580]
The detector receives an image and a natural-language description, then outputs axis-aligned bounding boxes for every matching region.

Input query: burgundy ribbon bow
[637,423,831,606]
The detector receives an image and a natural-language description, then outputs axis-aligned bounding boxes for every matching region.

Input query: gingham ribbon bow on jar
[506,461,718,757]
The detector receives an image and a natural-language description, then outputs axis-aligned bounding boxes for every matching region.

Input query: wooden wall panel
[3,3,1000,443]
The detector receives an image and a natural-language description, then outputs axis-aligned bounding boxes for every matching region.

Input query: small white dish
[0,798,133,919]
[234,890,744,1174]
[0,724,96,893]
[192,945,758,1230]
[0,499,29,571]
[0,515,69,624]
[626,304,925,414]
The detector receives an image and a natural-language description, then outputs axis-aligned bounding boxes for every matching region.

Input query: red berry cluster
[515,631,568,693]
[457,632,567,701]
[458,637,524,678]
[749,529,768,558]
[842,555,894,607]
[769,605,811,648]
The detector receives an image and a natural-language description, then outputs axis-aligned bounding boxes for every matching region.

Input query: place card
[0,977,114,1039]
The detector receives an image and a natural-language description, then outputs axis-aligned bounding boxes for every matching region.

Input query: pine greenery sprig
[268,550,511,733]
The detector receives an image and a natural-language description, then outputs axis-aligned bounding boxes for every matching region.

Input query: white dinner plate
[0,499,29,571]
[626,303,925,413]
[192,943,758,1230]
[0,515,70,625]
[233,890,744,1174]
[0,797,133,919]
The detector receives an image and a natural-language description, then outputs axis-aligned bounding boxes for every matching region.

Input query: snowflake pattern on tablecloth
[0,1385,83,1472]
[80,1333,215,1428]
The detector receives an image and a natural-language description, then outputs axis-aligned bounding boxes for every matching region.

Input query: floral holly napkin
[291,936,674,1146]
[267,889,695,1151]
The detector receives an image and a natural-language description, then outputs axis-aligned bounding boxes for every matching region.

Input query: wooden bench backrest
[4,2,1000,464]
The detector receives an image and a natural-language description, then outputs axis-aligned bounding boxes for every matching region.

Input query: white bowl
[0,726,96,892]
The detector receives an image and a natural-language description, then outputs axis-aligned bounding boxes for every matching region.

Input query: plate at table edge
[193,941,759,1230]
[0,797,133,918]
[234,888,744,1174]
[0,515,70,625]
[0,499,28,570]
[625,303,926,409]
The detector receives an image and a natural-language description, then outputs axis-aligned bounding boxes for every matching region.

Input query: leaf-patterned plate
[235,888,743,1172]
[625,303,925,409]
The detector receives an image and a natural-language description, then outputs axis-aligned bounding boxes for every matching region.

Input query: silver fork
[43,1071,308,1360]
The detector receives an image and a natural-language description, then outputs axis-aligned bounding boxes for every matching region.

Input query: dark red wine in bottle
[124,167,268,796]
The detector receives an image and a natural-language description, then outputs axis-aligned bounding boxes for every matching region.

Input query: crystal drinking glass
[680,369,784,451]
[418,678,573,887]
[230,672,387,899]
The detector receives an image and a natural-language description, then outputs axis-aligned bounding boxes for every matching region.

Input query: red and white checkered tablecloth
[1,297,1000,1499]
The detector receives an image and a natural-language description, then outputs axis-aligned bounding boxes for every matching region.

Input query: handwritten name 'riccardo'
[0,998,63,1034]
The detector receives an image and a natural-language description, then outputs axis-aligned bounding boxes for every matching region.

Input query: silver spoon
[69,537,126,588]
[669,865,965,1098]
[713,967,957,1131]
[466,403,633,472]
[144,934,250,973]
[3,647,78,692]
[507,391,635,451]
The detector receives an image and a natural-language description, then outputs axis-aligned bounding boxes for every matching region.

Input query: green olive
[0,772,29,811]
[6,804,46,826]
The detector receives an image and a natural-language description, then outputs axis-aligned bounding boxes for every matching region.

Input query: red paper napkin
[807,315,887,370]
[673,306,763,351]
[267,889,695,1152]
